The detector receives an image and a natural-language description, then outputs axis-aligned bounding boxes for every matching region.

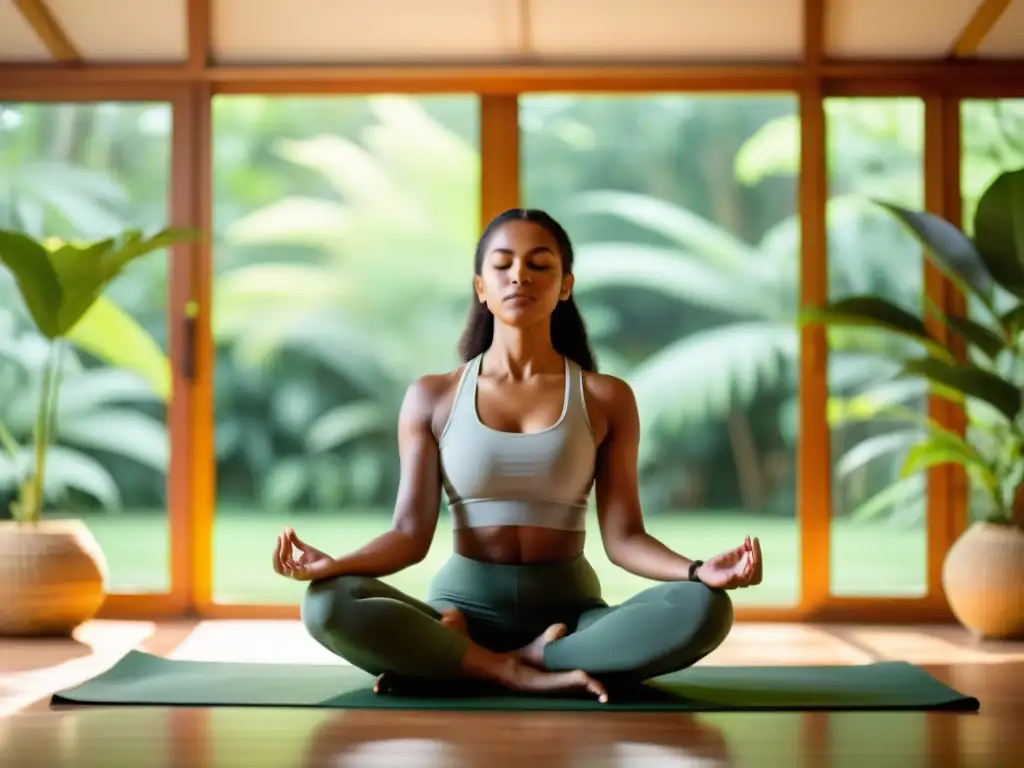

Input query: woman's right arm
[319,376,444,579]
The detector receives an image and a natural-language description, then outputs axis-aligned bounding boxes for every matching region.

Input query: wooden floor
[1,620,1022,767]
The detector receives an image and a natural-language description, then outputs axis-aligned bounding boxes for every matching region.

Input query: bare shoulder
[581,370,638,443]
[402,366,469,439]
[582,370,635,407]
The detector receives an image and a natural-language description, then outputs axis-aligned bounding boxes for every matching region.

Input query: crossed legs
[302,573,733,693]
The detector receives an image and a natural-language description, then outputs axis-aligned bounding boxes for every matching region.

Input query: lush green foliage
[803,167,1024,525]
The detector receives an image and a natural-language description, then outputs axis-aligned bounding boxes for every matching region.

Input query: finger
[287,527,304,550]
[272,541,283,574]
[752,537,763,584]
[280,534,298,573]
[277,534,290,570]
[713,548,742,568]
[274,534,290,574]
[741,554,754,586]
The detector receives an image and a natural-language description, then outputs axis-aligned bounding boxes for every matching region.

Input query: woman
[272,208,763,702]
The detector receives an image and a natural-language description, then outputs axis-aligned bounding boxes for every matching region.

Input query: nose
[511,259,530,284]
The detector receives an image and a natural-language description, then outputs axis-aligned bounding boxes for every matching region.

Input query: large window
[0,101,174,592]
[210,95,481,603]
[520,94,801,607]
[823,98,928,597]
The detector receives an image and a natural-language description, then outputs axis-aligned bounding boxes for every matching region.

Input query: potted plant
[804,167,1024,640]
[0,226,195,636]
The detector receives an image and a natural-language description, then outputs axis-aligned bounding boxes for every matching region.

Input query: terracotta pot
[941,521,1024,640]
[0,519,108,637]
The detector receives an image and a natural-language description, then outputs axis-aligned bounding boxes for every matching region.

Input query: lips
[504,293,535,302]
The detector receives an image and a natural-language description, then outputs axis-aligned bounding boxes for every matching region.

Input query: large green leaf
[49,227,197,336]
[0,229,63,337]
[733,113,800,185]
[999,304,1024,336]
[834,428,922,478]
[225,196,351,250]
[572,243,782,318]
[2,368,161,436]
[972,167,1024,298]
[57,409,169,472]
[1,445,121,510]
[901,440,1000,510]
[800,295,952,361]
[829,378,927,425]
[848,473,926,523]
[307,401,391,453]
[571,191,755,274]
[628,321,797,463]
[899,357,1021,423]
[212,262,356,342]
[54,369,161,415]
[874,202,996,308]
[64,295,171,402]
[943,314,1007,361]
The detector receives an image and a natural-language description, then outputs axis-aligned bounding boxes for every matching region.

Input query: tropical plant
[801,167,1024,526]
[0,226,196,523]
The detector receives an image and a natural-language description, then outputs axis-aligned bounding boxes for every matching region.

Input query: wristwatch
[688,560,705,583]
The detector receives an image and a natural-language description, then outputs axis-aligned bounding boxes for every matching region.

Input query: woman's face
[474,220,573,327]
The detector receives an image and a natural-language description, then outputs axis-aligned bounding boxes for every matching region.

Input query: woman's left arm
[591,375,700,582]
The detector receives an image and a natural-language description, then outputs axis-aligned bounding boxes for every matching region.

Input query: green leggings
[301,552,733,683]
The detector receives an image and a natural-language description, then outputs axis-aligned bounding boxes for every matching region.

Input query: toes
[571,669,608,703]
[546,623,568,641]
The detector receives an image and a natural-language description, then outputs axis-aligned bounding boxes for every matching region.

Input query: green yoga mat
[51,651,979,712]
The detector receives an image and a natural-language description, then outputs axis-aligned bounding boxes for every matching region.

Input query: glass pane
[210,95,480,603]
[959,98,1024,525]
[825,98,928,597]
[520,94,800,607]
[0,101,174,593]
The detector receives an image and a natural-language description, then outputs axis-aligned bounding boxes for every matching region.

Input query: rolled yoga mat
[50,651,980,712]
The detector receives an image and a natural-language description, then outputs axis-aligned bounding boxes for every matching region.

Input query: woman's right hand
[272,527,335,581]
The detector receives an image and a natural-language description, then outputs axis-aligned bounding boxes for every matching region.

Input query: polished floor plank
[2,620,1022,767]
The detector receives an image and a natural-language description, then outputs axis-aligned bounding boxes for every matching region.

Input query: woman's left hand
[696,536,762,590]
[272,527,336,581]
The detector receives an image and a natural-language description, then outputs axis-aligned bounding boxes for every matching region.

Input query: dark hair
[457,208,598,372]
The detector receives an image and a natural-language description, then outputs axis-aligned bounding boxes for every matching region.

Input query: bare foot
[513,623,568,667]
[373,672,393,694]
[502,658,608,703]
[439,607,469,637]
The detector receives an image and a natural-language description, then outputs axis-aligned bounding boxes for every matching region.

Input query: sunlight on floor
[842,628,1024,665]
[0,622,156,717]
[168,621,343,665]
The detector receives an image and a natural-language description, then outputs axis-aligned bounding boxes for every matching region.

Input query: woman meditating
[271,209,763,702]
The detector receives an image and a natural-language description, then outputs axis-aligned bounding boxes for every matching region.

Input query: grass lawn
[61,508,928,607]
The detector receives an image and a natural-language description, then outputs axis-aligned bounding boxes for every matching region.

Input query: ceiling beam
[949,0,1012,58]
[12,0,79,62]
[805,0,826,69]
[187,0,211,72]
